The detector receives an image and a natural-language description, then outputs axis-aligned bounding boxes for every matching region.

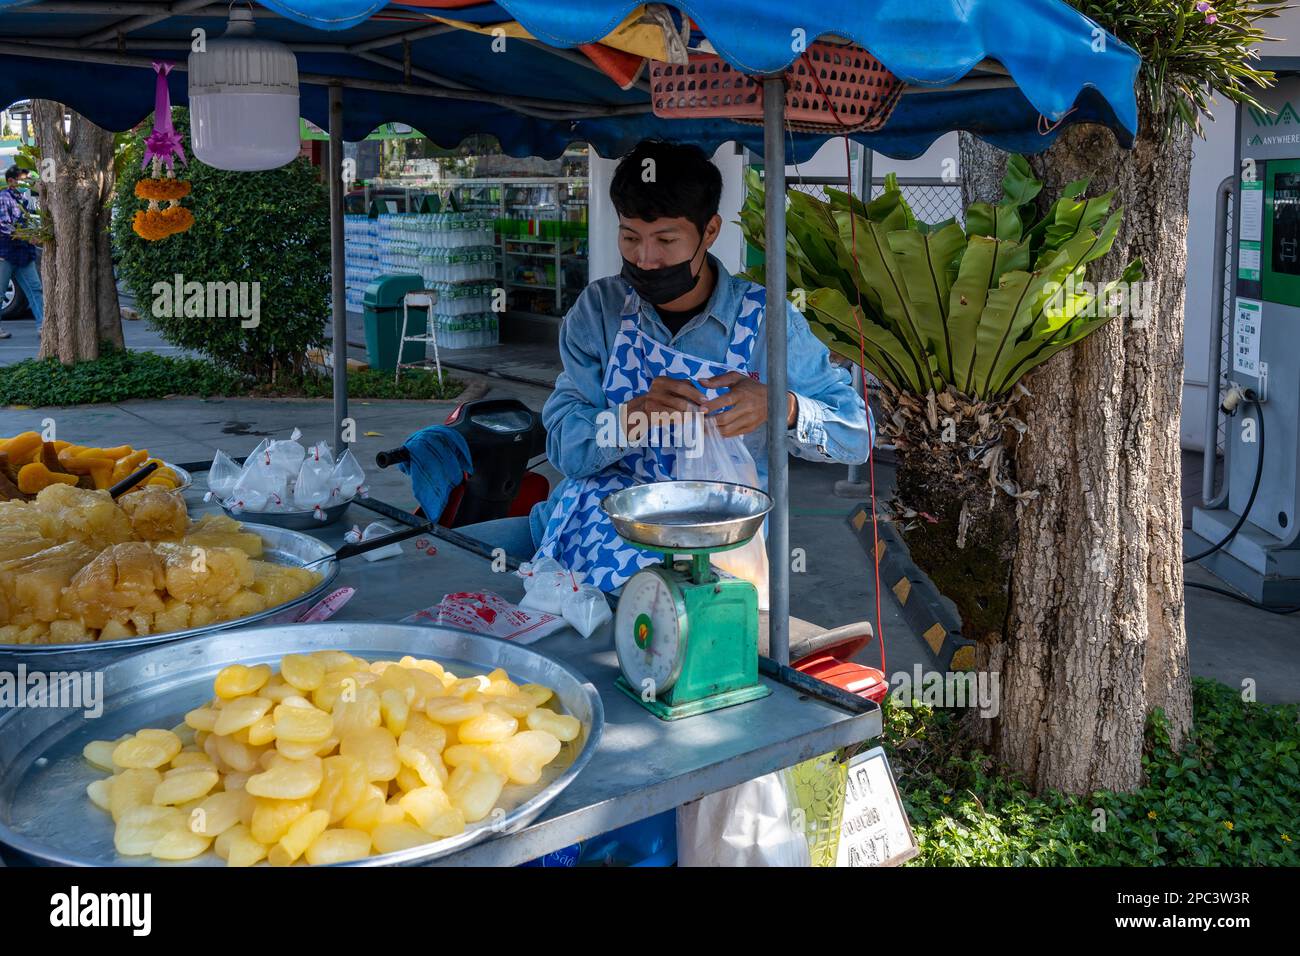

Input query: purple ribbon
[142,61,186,172]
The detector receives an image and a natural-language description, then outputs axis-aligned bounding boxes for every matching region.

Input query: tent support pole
[844,142,873,490]
[329,82,348,453]
[763,75,790,667]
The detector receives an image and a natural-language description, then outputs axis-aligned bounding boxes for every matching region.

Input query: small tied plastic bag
[517,558,612,638]
[293,442,335,518]
[205,449,241,502]
[675,412,770,610]
[228,452,288,514]
[329,449,367,503]
[266,428,306,479]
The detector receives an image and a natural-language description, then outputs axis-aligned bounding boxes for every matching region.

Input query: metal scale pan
[601,480,772,551]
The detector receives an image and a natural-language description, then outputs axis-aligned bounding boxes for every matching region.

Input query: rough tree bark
[32,100,123,364]
[959,121,1194,795]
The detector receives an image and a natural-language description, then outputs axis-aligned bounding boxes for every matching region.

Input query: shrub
[885,678,1299,866]
[0,350,244,406]
[111,107,331,380]
[0,350,463,406]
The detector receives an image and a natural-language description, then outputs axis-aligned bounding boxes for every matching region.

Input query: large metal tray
[0,524,338,673]
[0,623,603,867]
[601,480,772,550]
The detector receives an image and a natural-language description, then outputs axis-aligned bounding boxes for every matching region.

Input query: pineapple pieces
[117,486,188,541]
[0,540,100,623]
[154,541,253,605]
[32,484,133,550]
[180,514,264,558]
[83,652,575,865]
[0,483,318,645]
[60,542,166,630]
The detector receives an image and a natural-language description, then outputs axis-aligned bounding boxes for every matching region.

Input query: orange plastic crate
[650,42,905,133]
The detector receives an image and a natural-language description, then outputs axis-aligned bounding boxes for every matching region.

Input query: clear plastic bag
[403,592,567,644]
[205,449,241,500]
[563,587,612,638]
[517,557,580,616]
[293,446,335,511]
[228,452,288,513]
[266,428,306,478]
[676,413,770,610]
[329,449,367,503]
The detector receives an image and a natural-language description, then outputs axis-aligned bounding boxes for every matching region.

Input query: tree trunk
[959,120,1194,795]
[32,100,122,364]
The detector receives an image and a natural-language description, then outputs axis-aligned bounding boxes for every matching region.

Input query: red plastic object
[650,42,905,133]
[444,403,465,426]
[507,471,551,518]
[437,476,468,527]
[794,655,889,704]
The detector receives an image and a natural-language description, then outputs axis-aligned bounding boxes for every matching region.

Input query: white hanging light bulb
[188,4,300,171]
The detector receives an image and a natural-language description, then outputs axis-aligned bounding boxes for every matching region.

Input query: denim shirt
[528,256,874,545]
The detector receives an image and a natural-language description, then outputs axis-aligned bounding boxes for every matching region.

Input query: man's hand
[698,371,797,438]
[625,375,709,417]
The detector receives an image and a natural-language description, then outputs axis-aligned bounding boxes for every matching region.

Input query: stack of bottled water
[343,215,380,312]
[433,311,500,349]
[370,212,501,349]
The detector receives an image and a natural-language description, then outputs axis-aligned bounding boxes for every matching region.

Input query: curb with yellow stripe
[846,505,976,672]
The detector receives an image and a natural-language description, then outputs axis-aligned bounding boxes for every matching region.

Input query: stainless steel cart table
[251,498,881,867]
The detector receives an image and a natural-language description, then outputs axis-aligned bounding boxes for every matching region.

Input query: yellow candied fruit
[214,663,272,699]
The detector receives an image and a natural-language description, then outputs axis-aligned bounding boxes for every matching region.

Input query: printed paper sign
[1233,298,1262,376]
[1240,180,1263,243]
[1238,241,1261,281]
[835,747,918,867]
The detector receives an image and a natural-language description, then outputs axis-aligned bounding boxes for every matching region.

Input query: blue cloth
[529,256,874,557]
[0,1,1140,160]
[397,425,473,523]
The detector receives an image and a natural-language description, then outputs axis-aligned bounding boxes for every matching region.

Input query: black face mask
[621,238,705,306]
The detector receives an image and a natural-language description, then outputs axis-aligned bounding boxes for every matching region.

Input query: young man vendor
[464,140,873,590]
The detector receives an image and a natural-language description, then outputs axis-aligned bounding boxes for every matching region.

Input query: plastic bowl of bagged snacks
[206,430,366,529]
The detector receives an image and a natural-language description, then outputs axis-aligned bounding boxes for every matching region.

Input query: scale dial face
[615,568,687,695]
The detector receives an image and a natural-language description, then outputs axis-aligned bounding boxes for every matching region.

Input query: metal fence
[787,175,964,226]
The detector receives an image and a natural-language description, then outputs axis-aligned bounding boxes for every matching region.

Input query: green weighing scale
[601,480,773,721]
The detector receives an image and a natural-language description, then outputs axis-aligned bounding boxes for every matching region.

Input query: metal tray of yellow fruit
[157,461,192,493]
[0,525,338,674]
[0,623,602,866]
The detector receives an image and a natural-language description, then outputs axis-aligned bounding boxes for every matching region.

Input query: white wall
[588,143,748,281]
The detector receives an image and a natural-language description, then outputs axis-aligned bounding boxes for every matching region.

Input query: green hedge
[0,350,462,407]
[886,678,1299,865]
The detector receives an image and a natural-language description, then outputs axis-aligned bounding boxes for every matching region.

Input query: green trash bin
[362,274,427,371]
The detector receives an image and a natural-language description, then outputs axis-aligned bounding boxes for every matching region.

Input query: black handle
[332,520,432,562]
[108,461,158,499]
[375,446,411,469]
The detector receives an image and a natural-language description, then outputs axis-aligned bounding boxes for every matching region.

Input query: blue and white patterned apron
[534,283,767,591]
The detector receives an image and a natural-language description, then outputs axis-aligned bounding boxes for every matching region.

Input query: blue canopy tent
[0,0,1140,662]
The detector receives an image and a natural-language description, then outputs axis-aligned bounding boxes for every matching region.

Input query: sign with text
[834,747,918,867]
[1233,298,1263,376]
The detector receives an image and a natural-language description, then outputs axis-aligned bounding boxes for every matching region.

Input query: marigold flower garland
[132,62,193,241]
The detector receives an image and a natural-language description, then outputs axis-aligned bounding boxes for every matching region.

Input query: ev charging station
[1193,62,1300,605]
